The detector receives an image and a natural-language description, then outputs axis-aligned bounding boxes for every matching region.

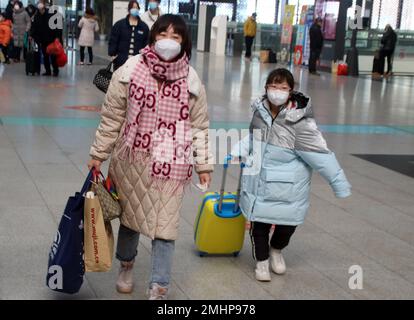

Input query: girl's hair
[128,0,140,11]
[85,7,94,16]
[15,1,23,8]
[266,68,295,90]
[149,14,192,60]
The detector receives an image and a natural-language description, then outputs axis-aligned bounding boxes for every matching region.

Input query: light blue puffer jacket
[232,92,351,226]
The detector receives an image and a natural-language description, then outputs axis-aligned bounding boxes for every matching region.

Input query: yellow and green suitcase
[194,156,246,257]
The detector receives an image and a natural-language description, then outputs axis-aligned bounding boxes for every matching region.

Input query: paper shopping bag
[84,189,114,272]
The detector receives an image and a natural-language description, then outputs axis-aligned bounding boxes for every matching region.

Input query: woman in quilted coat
[12,1,30,62]
[88,14,213,300]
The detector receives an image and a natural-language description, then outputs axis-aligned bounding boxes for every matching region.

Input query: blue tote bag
[46,169,94,294]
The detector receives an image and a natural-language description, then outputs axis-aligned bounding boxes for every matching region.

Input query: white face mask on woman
[154,39,182,61]
[130,8,140,17]
[267,89,290,106]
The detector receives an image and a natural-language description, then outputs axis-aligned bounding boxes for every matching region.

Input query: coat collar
[252,91,313,126]
[118,54,202,97]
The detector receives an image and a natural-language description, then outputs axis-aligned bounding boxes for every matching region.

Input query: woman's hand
[88,158,102,173]
[198,172,212,188]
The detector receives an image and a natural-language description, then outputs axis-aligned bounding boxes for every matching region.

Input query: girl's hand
[88,158,102,173]
[198,172,212,188]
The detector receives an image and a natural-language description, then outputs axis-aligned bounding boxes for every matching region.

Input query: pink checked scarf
[118,46,193,195]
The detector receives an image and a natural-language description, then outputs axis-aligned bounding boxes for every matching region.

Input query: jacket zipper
[249,102,286,218]
[250,103,271,218]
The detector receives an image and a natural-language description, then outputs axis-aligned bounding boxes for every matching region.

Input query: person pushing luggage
[231,68,351,282]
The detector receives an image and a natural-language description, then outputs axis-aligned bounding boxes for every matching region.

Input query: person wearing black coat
[4,0,16,21]
[26,4,38,18]
[30,1,63,76]
[108,0,149,71]
[379,24,397,76]
[309,18,324,75]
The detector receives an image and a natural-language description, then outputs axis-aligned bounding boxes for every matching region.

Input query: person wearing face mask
[140,0,162,30]
[5,0,16,21]
[30,1,63,76]
[108,0,149,71]
[231,68,351,282]
[88,14,213,300]
[12,1,31,62]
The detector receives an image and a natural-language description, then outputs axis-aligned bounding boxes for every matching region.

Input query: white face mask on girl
[267,89,290,106]
[154,39,182,61]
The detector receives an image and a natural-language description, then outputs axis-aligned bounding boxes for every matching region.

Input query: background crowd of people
[0,0,164,75]
[0,0,398,78]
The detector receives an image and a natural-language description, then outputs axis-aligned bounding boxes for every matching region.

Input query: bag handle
[80,169,96,195]
[218,155,245,213]
[105,62,113,72]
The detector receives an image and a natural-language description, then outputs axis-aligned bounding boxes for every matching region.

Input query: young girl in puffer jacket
[232,68,351,282]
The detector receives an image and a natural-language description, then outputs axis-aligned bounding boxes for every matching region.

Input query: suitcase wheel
[233,252,240,257]
[198,251,207,257]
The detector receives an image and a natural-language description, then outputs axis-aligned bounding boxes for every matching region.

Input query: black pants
[13,47,22,61]
[250,222,297,261]
[0,44,9,63]
[245,36,254,58]
[379,49,393,74]
[80,46,93,63]
[41,43,59,75]
[309,48,321,73]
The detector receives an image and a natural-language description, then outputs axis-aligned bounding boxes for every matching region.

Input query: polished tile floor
[0,44,414,299]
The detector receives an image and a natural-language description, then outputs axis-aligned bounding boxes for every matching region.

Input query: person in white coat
[78,7,99,65]
[140,0,162,30]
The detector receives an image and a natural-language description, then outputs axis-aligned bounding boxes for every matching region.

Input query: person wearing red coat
[0,13,12,64]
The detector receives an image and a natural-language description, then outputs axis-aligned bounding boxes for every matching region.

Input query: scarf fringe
[150,176,190,196]
[116,140,190,196]
[116,142,152,165]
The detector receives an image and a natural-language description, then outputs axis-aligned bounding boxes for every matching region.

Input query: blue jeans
[116,224,175,288]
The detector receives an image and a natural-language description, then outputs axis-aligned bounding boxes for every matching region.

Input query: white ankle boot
[255,259,271,282]
[116,262,134,294]
[147,283,169,300]
[269,248,286,275]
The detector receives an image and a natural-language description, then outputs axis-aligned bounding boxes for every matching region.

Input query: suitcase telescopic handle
[218,155,245,213]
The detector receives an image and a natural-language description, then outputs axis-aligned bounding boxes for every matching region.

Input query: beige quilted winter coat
[90,54,213,240]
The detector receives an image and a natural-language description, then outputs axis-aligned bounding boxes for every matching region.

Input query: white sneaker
[255,259,271,282]
[116,262,134,294]
[147,283,169,300]
[270,248,286,275]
